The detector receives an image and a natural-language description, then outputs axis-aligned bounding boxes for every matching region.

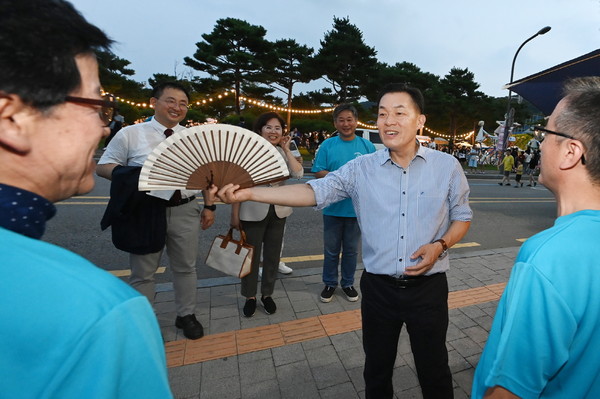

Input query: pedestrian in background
[498,149,514,186]
[514,162,524,187]
[467,147,479,174]
[527,149,540,187]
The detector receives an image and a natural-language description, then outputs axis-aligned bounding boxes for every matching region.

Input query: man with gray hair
[473,76,600,398]
[312,103,376,303]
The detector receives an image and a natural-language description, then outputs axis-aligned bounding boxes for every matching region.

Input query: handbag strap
[238,228,248,245]
[219,228,250,254]
[219,228,234,249]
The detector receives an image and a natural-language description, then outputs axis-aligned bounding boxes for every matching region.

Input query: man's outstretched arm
[215,183,317,207]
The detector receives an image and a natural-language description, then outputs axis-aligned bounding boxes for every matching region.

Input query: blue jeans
[322,214,360,288]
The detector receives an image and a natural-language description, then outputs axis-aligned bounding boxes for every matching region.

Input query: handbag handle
[220,228,249,255]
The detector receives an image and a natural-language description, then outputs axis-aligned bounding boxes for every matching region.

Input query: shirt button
[402,213,405,216]
[403,171,407,174]
[401,236,404,239]
[399,258,403,262]
[402,191,406,195]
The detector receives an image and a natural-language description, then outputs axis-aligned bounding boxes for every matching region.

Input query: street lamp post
[501,26,551,152]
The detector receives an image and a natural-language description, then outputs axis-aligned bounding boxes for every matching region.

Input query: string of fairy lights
[107,89,475,139]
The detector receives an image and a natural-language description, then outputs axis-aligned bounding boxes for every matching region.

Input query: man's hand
[217,184,252,204]
[405,242,443,276]
[205,185,219,204]
[200,208,215,230]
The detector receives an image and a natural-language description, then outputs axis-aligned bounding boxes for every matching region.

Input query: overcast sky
[72,0,599,99]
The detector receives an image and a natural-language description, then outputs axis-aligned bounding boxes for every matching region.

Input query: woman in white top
[230,112,304,317]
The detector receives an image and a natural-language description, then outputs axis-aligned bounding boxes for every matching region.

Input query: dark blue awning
[504,48,600,115]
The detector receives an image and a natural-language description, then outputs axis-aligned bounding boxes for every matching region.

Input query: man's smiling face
[377,91,425,153]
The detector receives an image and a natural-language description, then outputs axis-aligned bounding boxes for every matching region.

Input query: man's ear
[560,140,586,170]
[0,95,33,154]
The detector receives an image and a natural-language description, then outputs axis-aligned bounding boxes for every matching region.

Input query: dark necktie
[163,128,181,202]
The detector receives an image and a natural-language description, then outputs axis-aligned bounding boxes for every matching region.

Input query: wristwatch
[433,238,448,259]
[203,204,216,211]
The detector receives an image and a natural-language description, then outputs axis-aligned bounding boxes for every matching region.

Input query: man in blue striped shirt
[215,83,472,398]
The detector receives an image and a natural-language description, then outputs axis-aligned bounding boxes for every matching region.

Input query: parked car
[355,129,384,150]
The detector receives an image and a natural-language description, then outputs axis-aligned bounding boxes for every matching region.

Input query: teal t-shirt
[0,227,173,399]
[472,210,600,399]
[311,135,376,217]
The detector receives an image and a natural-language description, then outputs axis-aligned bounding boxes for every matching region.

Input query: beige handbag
[205,228,254,278]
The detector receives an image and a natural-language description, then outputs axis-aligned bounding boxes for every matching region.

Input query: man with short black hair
[98,81,215,340]
[215,83,472,398]
[473,76,600,399]
[0,0,172,396]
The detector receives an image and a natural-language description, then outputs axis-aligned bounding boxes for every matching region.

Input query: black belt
[166,195,195,207]
[366,271,443,288]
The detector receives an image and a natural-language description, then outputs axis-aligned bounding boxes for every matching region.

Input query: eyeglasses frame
[534,125,586,165]
[64,94,117,126]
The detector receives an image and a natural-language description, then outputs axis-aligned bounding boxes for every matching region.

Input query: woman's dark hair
[253,112,286,134]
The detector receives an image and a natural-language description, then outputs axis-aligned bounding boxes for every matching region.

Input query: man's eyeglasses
[534,125,586,165]
[159,98,189,110]
[65,94,117,126]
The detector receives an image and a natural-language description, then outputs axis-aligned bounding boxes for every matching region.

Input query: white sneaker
[278,262,293,274]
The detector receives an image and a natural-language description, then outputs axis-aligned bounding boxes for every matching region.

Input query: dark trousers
[240,205,286,298]
[361,271,453,399]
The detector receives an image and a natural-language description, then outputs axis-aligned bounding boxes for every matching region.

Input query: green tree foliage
[97,50,145,100]
[438,67,486,146]
[364,61,440,102]
[311,17,378,103]
[266,39,314,126]
[184,17,273,115]
[147,73,177,90]
[242,83,279,104]
[293,89,337,108]
[96,50,148,123]
[362,61,447,136]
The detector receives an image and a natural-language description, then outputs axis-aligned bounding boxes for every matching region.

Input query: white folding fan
[138,124,290,191]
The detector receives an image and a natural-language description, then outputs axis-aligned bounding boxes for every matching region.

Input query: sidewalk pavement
[157,246,519,399]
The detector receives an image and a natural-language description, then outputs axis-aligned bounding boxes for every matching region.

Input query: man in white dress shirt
[97,82,215,340]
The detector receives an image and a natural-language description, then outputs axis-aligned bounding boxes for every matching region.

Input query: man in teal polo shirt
[312,104,376,302]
